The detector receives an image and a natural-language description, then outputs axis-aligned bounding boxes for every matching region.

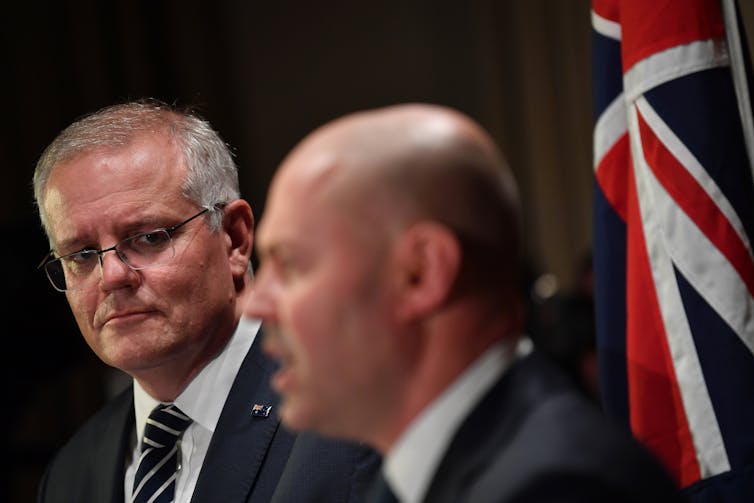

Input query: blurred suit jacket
[371,351,686,503]
[37,331,380,503]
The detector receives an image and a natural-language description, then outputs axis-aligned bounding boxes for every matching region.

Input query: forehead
[47,133,183,201]
[258,172,324,245]
[42,133,191,243]
[258,163,354,251]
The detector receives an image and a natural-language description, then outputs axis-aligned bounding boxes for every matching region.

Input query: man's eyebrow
[54,231,100,254]
[53,214,170,253]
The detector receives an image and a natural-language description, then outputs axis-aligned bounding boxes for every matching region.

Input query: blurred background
[3,1,753,501]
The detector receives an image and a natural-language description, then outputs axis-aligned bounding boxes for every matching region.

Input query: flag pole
[722,0,754,182]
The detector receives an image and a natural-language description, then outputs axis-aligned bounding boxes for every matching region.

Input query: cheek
[281,277,353,385]
[155,246,233,303]
[285,276,384,379]
[64,290,108,360]
[66,290,97,332]
[286,285,336,354]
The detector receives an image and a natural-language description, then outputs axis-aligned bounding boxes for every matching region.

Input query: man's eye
[133,230,171,248]
[69,250,98,264]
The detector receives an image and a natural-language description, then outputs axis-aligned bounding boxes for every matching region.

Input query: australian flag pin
[251,404,272,418]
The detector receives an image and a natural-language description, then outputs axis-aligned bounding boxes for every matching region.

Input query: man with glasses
[33,99,379,503]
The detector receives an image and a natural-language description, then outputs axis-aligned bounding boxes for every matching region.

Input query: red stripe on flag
[595,133,631,222]
[637,111,754,297]
[625,160,701,487]
[592,0,619,24]
[620,0,724,73]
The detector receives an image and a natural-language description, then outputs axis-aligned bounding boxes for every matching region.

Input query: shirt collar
[384,342,514,503]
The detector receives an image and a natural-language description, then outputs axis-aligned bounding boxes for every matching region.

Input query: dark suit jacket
[371,351,687,503]
[38,332,380,503]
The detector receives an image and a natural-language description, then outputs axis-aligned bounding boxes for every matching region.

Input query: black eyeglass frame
[37,205,221,291]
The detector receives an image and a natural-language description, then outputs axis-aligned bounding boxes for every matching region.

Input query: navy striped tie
[132,404,192,503]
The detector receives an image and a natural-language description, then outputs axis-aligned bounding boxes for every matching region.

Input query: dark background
[3,1,753,501]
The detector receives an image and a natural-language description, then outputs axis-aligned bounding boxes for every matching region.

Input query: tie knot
[132,404,192,503]
[142,403,192,450]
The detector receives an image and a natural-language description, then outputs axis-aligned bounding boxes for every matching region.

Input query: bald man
[245,104,686,503]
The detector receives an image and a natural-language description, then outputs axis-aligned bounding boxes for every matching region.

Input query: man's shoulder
[271,432,381,503]
[38,388,133,502]
[424,351,684,502]
[498,352,674,468]
[48,386,133,463]
[468,352,684,502]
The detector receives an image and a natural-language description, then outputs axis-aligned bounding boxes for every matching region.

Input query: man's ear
[221,199,255,277]
[392,222,461,322]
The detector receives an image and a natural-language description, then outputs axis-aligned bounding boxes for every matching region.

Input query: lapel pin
[251,404,273,418]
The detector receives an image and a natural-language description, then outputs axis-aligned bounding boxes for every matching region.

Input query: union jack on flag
[591,0,754,500]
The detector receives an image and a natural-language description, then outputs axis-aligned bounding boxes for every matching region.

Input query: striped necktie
[132,403,192,503]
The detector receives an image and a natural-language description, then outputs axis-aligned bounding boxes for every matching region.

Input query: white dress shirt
[383,342,516,503]
[124,316,261,503]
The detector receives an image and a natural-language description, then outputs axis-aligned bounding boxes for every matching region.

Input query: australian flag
[592,0,754,500]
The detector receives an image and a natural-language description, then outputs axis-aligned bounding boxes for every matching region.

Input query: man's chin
[278,399,317,433]
[95,334,173,373]
[280,400,357,443]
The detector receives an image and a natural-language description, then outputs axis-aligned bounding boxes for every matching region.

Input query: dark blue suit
[369,351,687,503]
[37,332,380,503]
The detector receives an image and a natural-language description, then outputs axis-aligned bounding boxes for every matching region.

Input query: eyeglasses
[38,207,214,292]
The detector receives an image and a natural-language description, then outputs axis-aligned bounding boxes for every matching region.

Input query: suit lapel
[421,357,528,503]
[421,353,569,503]
[191,331,284,502]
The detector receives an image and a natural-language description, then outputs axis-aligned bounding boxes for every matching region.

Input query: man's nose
[98,249,138,291]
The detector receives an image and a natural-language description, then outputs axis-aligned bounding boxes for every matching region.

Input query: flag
[591,0,754,499]
[251,403,273,418]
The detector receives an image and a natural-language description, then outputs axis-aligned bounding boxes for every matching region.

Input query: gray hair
[33,98,240,235]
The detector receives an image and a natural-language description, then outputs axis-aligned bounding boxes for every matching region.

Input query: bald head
[250,104,525,442]
[272,103,522,290]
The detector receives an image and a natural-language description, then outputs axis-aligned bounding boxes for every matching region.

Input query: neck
[367,299,514,453]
